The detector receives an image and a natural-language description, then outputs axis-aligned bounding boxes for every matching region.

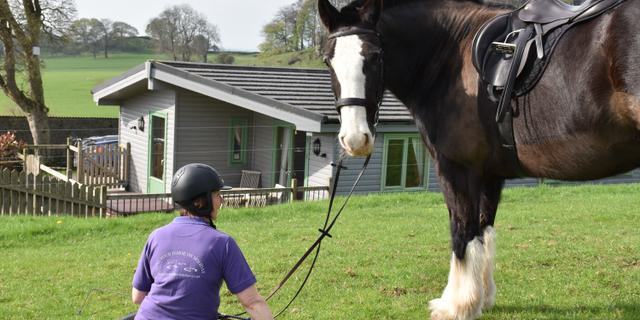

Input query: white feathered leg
[482,226,497,311]
[429,237,485,320]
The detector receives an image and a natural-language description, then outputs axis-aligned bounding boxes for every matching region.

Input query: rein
[219,153,373,320]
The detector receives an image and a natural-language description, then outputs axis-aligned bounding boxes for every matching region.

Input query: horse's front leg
[478,177,503,312]
[429,158,497,320]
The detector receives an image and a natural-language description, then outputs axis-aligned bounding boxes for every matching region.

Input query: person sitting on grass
[131,163,273,320]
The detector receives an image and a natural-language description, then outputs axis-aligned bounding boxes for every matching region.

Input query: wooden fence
[16,139,131,189]
[71,140,130,188]
[0,168,107,217]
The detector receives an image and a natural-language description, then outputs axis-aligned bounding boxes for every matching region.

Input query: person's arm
[236,285,273,320]
[131,287,148,305]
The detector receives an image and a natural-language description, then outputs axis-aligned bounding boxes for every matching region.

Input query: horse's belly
[517,132,640,180]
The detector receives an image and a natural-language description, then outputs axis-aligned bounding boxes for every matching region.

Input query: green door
[148,113,167,193]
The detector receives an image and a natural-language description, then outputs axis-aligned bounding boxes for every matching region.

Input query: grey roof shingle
[157,61,412,123]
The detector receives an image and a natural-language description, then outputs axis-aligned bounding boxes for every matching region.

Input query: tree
[145,5,220,62]
[69,18,102,57]
[0,0,75,145]
[97,18,112,58]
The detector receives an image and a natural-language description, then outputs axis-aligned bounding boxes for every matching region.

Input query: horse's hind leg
[478,177,504,312]
[429,158,488,320]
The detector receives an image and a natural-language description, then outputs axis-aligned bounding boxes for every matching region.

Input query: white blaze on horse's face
[332,35,375,156]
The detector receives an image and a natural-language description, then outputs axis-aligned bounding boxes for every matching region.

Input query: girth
[471,0,626,176]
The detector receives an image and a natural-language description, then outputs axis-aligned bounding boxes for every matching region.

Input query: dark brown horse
[318,0,640,319]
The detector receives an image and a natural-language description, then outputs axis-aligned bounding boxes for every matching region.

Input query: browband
[328,27,379,39]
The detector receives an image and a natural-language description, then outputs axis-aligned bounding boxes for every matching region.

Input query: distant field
[0,51,324,118]
[0,53,157,118]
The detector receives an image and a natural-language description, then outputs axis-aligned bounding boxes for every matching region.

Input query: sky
[74,0,297,52]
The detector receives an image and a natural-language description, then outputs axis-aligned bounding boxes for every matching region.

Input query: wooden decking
[106,191,174,216]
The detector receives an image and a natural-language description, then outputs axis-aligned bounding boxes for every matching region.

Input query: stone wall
[0,116,118,166]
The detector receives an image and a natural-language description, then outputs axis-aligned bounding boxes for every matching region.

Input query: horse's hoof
[482,282,496,311]
[429,298,454,320]
[429,297,482,320]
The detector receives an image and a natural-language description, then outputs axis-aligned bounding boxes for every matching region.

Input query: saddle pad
[513,24,570,96]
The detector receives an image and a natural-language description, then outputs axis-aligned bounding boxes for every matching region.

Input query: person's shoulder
[208,228,233,241]
[146,223,173,240]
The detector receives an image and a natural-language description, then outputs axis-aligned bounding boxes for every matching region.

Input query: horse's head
[319,0,384,157]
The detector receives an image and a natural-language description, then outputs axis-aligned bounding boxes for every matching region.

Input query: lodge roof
[92,60,413,132]
[157,61,411,123]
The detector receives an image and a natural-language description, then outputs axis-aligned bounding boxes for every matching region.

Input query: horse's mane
[339,0,514,13]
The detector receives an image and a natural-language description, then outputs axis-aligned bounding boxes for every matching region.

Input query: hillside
[0,51,324,118]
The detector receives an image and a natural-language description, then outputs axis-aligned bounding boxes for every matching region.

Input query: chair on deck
[239,170,261,188]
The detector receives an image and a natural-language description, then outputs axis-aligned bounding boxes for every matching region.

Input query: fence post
[22,149,27,179]
[77,140,84,184]
[100,185,107,218]
[124,142,131,189]
[66,137,72,179]
[290,178,297,203]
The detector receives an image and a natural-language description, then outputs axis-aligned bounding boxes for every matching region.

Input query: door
[273,126,292,187]
[292,130,307,199]
[148,113,167,193]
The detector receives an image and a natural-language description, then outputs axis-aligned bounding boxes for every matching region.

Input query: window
[382,135,428,190]
[150,115,166,180]
[230,119,248,164]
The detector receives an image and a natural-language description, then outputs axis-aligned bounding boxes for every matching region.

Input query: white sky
[74,0,297,52]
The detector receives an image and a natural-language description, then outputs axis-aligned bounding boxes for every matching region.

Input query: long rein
[219,26,383,320]
[219,152,373,319]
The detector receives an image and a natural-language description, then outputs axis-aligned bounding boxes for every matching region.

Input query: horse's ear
[358,0,383,26]
[318,0,340,31]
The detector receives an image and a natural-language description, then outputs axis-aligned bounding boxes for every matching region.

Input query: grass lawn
[0,184,638,319]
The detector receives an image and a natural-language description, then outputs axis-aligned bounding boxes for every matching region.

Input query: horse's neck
[380,2,501,107]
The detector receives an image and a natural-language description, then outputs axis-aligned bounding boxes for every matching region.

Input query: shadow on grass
[489,304,640,319]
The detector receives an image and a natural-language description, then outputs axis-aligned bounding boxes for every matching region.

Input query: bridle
[326,27,385,130]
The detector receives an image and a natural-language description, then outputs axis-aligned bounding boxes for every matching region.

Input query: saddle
[470,0,625,174]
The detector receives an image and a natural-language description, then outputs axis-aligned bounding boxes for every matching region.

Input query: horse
[317,0,640,319]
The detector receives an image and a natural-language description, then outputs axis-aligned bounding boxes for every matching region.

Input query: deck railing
[105,182,331,215]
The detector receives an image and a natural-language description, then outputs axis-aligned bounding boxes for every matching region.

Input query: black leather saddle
[470,0,625,174]
[472,0,625,100]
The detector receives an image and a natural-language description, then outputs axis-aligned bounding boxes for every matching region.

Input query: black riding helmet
[171,163,231,217]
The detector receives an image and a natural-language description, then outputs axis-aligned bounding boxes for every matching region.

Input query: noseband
[327,27,384,127]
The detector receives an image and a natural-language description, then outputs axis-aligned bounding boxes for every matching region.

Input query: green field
[0,51,324,118]
[0,54,160,118]
[1,184,639,319]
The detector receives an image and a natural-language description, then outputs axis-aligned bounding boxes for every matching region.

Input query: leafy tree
[69,18,102,57]
[0,0,75,145]
[215,52,234,65]
[145,4,220,62]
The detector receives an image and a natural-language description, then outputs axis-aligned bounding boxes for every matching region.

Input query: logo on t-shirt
[156,251,206,278]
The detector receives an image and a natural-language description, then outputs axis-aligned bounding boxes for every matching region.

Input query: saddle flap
[471,13,511,75]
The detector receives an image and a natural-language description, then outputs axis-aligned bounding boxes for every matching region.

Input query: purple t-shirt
[132,216,256,320]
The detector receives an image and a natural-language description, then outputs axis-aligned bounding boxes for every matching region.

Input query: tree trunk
[0,0,51,146]
[104,37,108,58]
[25,108,51,145]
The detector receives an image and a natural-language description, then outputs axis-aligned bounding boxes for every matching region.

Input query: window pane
[151,116,165,179]
[405,137,424,188]
[232,124,243,161]
[385,139,404,187]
